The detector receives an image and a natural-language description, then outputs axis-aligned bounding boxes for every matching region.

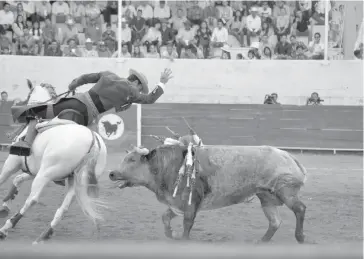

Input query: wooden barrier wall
[141,104,363,150]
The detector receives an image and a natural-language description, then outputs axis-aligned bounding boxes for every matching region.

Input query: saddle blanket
[36,117,77,134]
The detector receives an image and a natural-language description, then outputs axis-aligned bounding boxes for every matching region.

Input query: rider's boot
[9,118,38,157]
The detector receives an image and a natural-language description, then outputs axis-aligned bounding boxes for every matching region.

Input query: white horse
[0,82,108,244]
[0,80,63,217]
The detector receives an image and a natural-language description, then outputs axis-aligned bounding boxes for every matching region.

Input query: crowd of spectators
[0,0,333,60]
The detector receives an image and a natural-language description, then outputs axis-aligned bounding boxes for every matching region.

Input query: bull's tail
[288,153,308,184]
[73,131,107,224]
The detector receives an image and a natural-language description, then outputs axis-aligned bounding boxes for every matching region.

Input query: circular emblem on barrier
[98,114,124,140]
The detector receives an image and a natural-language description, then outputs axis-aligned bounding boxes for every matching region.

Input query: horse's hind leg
[256,192,283,242]
[0,175,50,240]
[276,186,306,244]
[33,176,75,244]
[162,208,177,239]
[0,173,34,218]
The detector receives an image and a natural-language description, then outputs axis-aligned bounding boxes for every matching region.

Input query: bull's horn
[134,146,150,155]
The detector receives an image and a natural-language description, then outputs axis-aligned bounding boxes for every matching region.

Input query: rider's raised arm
[130,83,165,104]
[68,72,105,90]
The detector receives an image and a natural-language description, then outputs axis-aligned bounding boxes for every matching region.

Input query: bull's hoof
[0,206,10,218]
[0,231,7,240]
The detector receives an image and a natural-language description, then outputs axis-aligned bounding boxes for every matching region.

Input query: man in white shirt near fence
[211,18,228,48]
[246,6,262,47]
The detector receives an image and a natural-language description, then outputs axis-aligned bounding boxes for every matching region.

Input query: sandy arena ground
[0,152,362,246]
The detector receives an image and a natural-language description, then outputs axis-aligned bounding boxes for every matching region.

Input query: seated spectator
[102,23,117,53]
[44,39,62,56]
[247,49,257,59]
[187,1,203,26]
[261,46,273,59]
[294,45,308,59]
[30,21,43,45]
[137,2,153,24]
[249,42,261,59]
[261,20,275,40]
[310,1,325,25]
[274,8,290,41]
[15,3,27,23]
[272,1,290,22]
[176,20,195,57]
[42,17,57,50]
[82,38,98,57]
[34,1,52,23]
[264,93,280,104]
[217,1,233,27]
[31,43,41,56]
[291,10,310,36]
[170,1,187,18]
[122,1,136,22]
[203,1,218,29]
[97,41,111,57]
[274,34,292,59]
[221,49,231,59]
[145,44,160,58]
[141,20,162,52]
[160,19,174,47]
[63,38,82,57]
[169,8,187,34]
[1,91,8,101]
[121,18,132,53]
[12,14,25,40]
[308,32,324,59]
[130,9,146,43]
[211,19,228,48]
[18,27,35,51]
[104,1,118,24]
[0,2,14,30]
[52,0,70,24]
[154,1,171,21]
[258,1,272,22]
[246,6,261,47]
[195,20,212,58]
[112,43,131,58]
[236,53,243,59]
[181,44,197,59]
[21,1,36,20]
[290,35,307,58]
[306,92,323,105]
[85,0,103,26]
[69,1,86,29]
[86,18,102,43]
[61,18,79,45]
[229,10,245,47]
[161,43,178,59]
[132,44,144,58]
[0,30,12,51]
[259,35,273,56]
[0,45,11,55]
[17,43,30,55]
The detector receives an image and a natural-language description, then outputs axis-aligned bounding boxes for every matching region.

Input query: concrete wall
[0,56,363,106]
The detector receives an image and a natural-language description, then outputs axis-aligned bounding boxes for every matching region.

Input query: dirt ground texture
[0,152,362,245]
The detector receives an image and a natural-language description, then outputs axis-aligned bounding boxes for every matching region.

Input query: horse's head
[27,80,57,105]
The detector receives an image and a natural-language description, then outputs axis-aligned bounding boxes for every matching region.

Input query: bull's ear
[27,79,33,89]
[144,149,156,161]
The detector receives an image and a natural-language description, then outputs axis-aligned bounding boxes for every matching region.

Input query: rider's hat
[129,69,149,94]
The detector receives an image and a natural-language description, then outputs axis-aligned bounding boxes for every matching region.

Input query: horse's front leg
[181,194,202,240]
[0,173,34,218]
[162,208,177,239]
[33,176,75,244]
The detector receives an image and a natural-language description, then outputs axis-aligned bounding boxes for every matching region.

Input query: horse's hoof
[0,206,10,218]
[0,231,7,240]
[171,230,180,240]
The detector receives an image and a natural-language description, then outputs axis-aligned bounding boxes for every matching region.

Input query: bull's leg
[277,186,306,244]
[256,192,283,242]
[181,195,202,240]
[162,208,177,239]
[0,173,34,218]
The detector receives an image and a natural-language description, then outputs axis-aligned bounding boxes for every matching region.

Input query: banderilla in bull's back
[109,144,308,243]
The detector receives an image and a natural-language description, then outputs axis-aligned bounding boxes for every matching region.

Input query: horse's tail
[73,131,107,224]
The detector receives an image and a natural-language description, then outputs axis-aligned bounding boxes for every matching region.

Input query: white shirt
[83,49,99,57]
[52,2,70,15]
[153,5,171,19]
[259,7,272,18]
[121,27,132,42]
[22,1,35,14]
[211,27,228,43]
[246,15,261,32]
[143,27,162,43]
[137,4,154,19]
[0,10,14,24]
[308,41,324,55]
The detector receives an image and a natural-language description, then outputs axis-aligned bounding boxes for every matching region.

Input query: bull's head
[109,145,153,189]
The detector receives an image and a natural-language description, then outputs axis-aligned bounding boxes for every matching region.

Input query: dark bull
[109,144,308,243]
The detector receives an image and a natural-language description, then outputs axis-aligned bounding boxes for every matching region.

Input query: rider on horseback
[10,68,173,156]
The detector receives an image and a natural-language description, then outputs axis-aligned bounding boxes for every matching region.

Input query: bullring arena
[0,0,363,258]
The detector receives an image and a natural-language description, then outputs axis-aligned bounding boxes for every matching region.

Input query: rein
[40,90,75,104]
